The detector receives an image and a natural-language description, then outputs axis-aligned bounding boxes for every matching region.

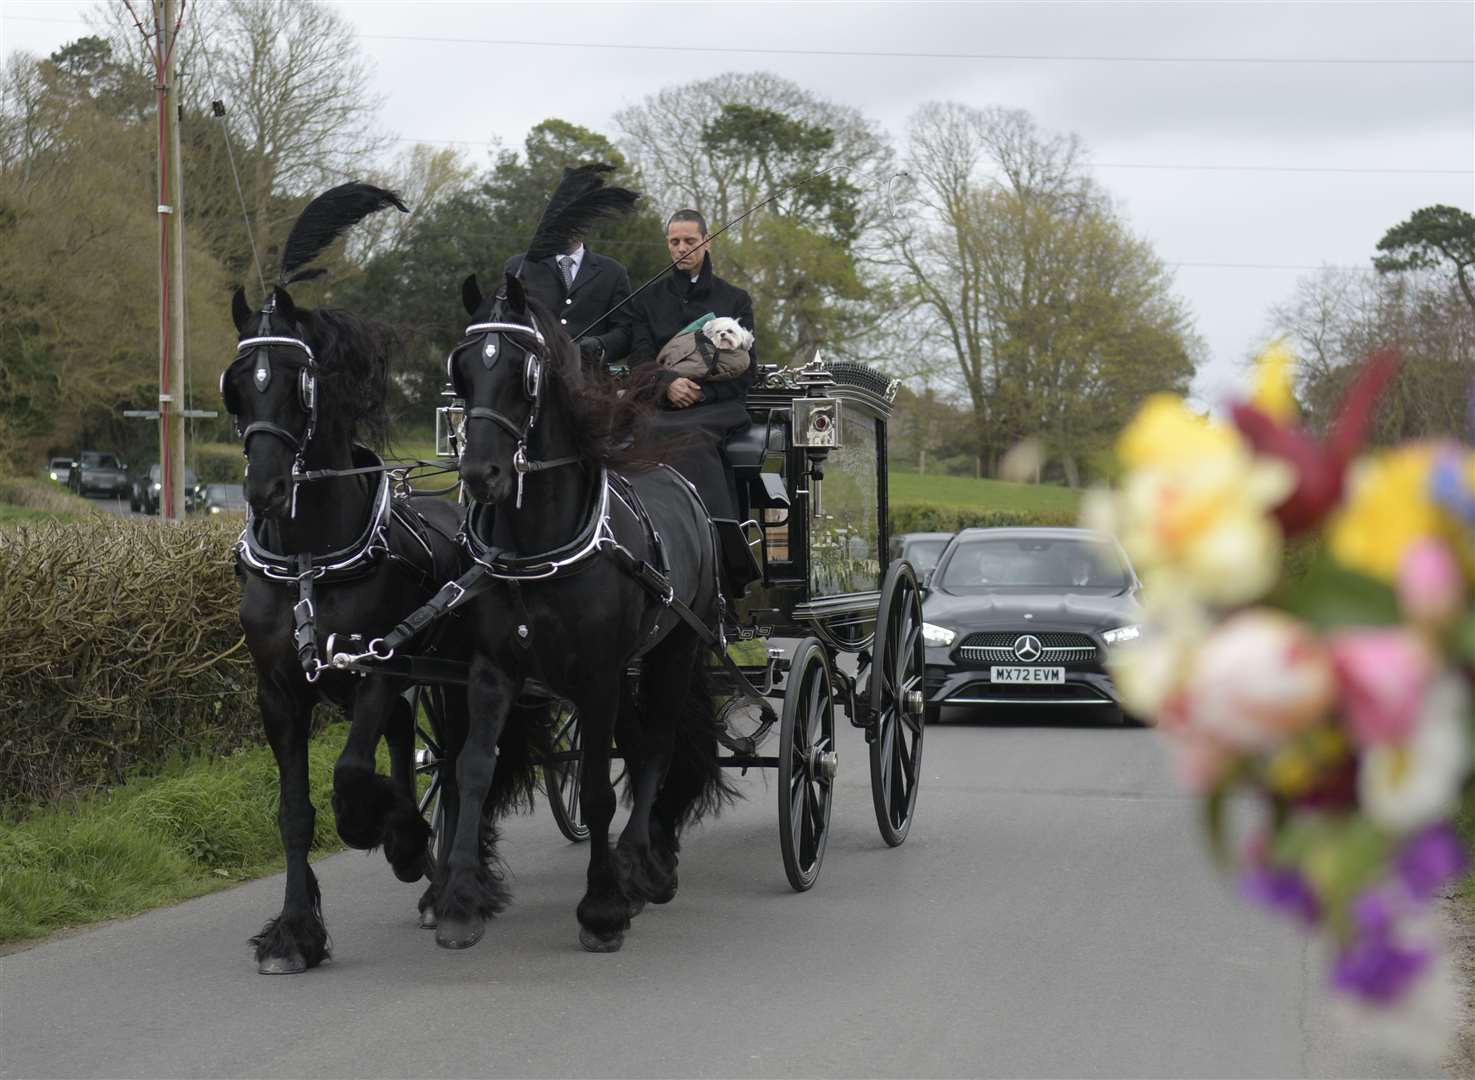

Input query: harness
[220,300,320,517]
[234,448,454,683]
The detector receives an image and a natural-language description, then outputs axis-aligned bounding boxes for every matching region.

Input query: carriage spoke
[808,780,825,836]
[798,783,816,864]
[417,772,441,814]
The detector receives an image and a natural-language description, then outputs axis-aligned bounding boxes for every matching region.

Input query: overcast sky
[4,0,1473,408]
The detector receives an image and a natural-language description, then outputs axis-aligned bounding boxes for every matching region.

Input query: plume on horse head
[522,163,640,265]
[279,182,408,285]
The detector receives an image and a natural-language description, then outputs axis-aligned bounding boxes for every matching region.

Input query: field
[889,468,1082,517]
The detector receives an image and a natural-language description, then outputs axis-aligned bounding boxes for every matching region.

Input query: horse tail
[485,699,548,818]
[666,654,739,832]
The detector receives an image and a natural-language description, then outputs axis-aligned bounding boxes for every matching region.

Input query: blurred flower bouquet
[1085,345,1475,1005]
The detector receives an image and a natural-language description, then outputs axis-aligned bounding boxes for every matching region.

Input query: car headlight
[1102,625,1141,645]
[209,505,221,514]
[922,622,956,648]
[49,471,59,481]
[150,482,161,492]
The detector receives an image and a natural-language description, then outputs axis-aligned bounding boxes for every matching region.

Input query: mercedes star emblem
[1013,634,1043,663]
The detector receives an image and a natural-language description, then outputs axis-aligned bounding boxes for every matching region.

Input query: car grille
[958,630,1098,665]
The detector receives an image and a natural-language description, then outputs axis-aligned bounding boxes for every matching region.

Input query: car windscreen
[905,539,948,572]
[207,484,244,499]
[939,537,1128,591]
[82,453,118,468]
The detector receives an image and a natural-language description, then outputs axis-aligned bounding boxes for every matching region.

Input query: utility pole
[148,0,187,523]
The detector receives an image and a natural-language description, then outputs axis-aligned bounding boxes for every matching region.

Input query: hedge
[192,442,245,485]
[0,518,259,812]
[889,502,1075,534]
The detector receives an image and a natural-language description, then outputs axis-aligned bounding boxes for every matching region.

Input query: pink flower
[1397,539,1464,629]
[1169,728,1237,793]
[1186,610,1337,750]
[1329,630,1437,747]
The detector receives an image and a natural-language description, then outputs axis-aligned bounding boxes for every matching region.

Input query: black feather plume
[279,182,408,280]
[524,163,640,263]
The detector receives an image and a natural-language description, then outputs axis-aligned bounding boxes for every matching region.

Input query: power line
[389,136,1472,176]
[1168,261,1376,272]
[14,15,1465,65]
[1092,161,1472,176]
[351,31,1472,66]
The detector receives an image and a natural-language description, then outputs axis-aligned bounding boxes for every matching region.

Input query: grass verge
[0,475,101,526]
[0,722,362,946]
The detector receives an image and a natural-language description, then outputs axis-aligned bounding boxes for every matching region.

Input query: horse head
[452,271,557,506]
[223,285,322,519]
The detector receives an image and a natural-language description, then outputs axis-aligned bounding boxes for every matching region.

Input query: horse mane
[308,307,395,451]
[523,164,640,264]
[521,296,686,472]
[280,183,408,281]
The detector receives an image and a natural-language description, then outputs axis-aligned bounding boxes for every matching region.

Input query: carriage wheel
[868,559,927,847]
[778,637,836,892]
[412,686,450,870]
[544,703,589,843]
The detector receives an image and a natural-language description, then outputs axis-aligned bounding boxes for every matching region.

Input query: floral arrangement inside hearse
[1084,344,1475,1007]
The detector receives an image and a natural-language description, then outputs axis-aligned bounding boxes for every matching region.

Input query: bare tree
[1266,266,1472,442]
[92,0,387,274]
[886,102,1196,483]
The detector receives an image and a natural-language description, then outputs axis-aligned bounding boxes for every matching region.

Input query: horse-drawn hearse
[419,352,926,891]
[221,174,926,973]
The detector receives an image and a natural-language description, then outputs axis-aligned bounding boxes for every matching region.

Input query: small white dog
[702,316,754,352]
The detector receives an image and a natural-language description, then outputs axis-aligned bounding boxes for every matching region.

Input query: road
[0,717,1429,1078]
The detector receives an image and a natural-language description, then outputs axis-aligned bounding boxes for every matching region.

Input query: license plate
[990,666,1065,684]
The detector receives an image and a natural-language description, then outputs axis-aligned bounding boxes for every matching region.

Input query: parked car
[919,527,1144,724]
[201,483,247,516]
[48,457,73,483]
[131,464,199,515]
[68,451,130,498]
[889,531,953,577]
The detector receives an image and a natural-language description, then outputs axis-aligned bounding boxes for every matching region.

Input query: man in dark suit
[503,235,633,367]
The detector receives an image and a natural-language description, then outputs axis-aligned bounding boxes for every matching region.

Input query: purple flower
[1332,934,1432,1004]
[1241,866,1320,925]
[1396,822,1471,901]
[1429,451,1475,526]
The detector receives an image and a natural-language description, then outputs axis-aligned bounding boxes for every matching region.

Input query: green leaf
[1270,552,1400,631]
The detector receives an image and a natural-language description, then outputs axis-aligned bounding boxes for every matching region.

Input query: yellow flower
[1093,394,1294,607]
[1328,444,1469,583]
[1250,342,1299,423]
[1116,394,1240,471]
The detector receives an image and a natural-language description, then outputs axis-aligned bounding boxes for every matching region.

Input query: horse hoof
[392,855,428,884]
[579,927,624,953]
[435,918,484,950]
[627,898,647,918]
[258,954,307,975]
[648,884,677,905]
[419,907,438,930]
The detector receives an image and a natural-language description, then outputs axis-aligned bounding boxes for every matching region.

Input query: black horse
[223,184,539,972]
[433,169,735,952]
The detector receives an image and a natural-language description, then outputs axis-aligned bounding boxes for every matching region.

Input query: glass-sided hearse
[431,357,928,890]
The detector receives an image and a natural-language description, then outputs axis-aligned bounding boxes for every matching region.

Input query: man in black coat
[503,236,633,368]
[628,209,756,409]
[628,209,756,518]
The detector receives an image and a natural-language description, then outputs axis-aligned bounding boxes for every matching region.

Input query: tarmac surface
[0,714,1433,1078]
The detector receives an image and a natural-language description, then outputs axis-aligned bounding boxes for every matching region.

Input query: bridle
[220,299,319,514]
[446,297,579,508]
